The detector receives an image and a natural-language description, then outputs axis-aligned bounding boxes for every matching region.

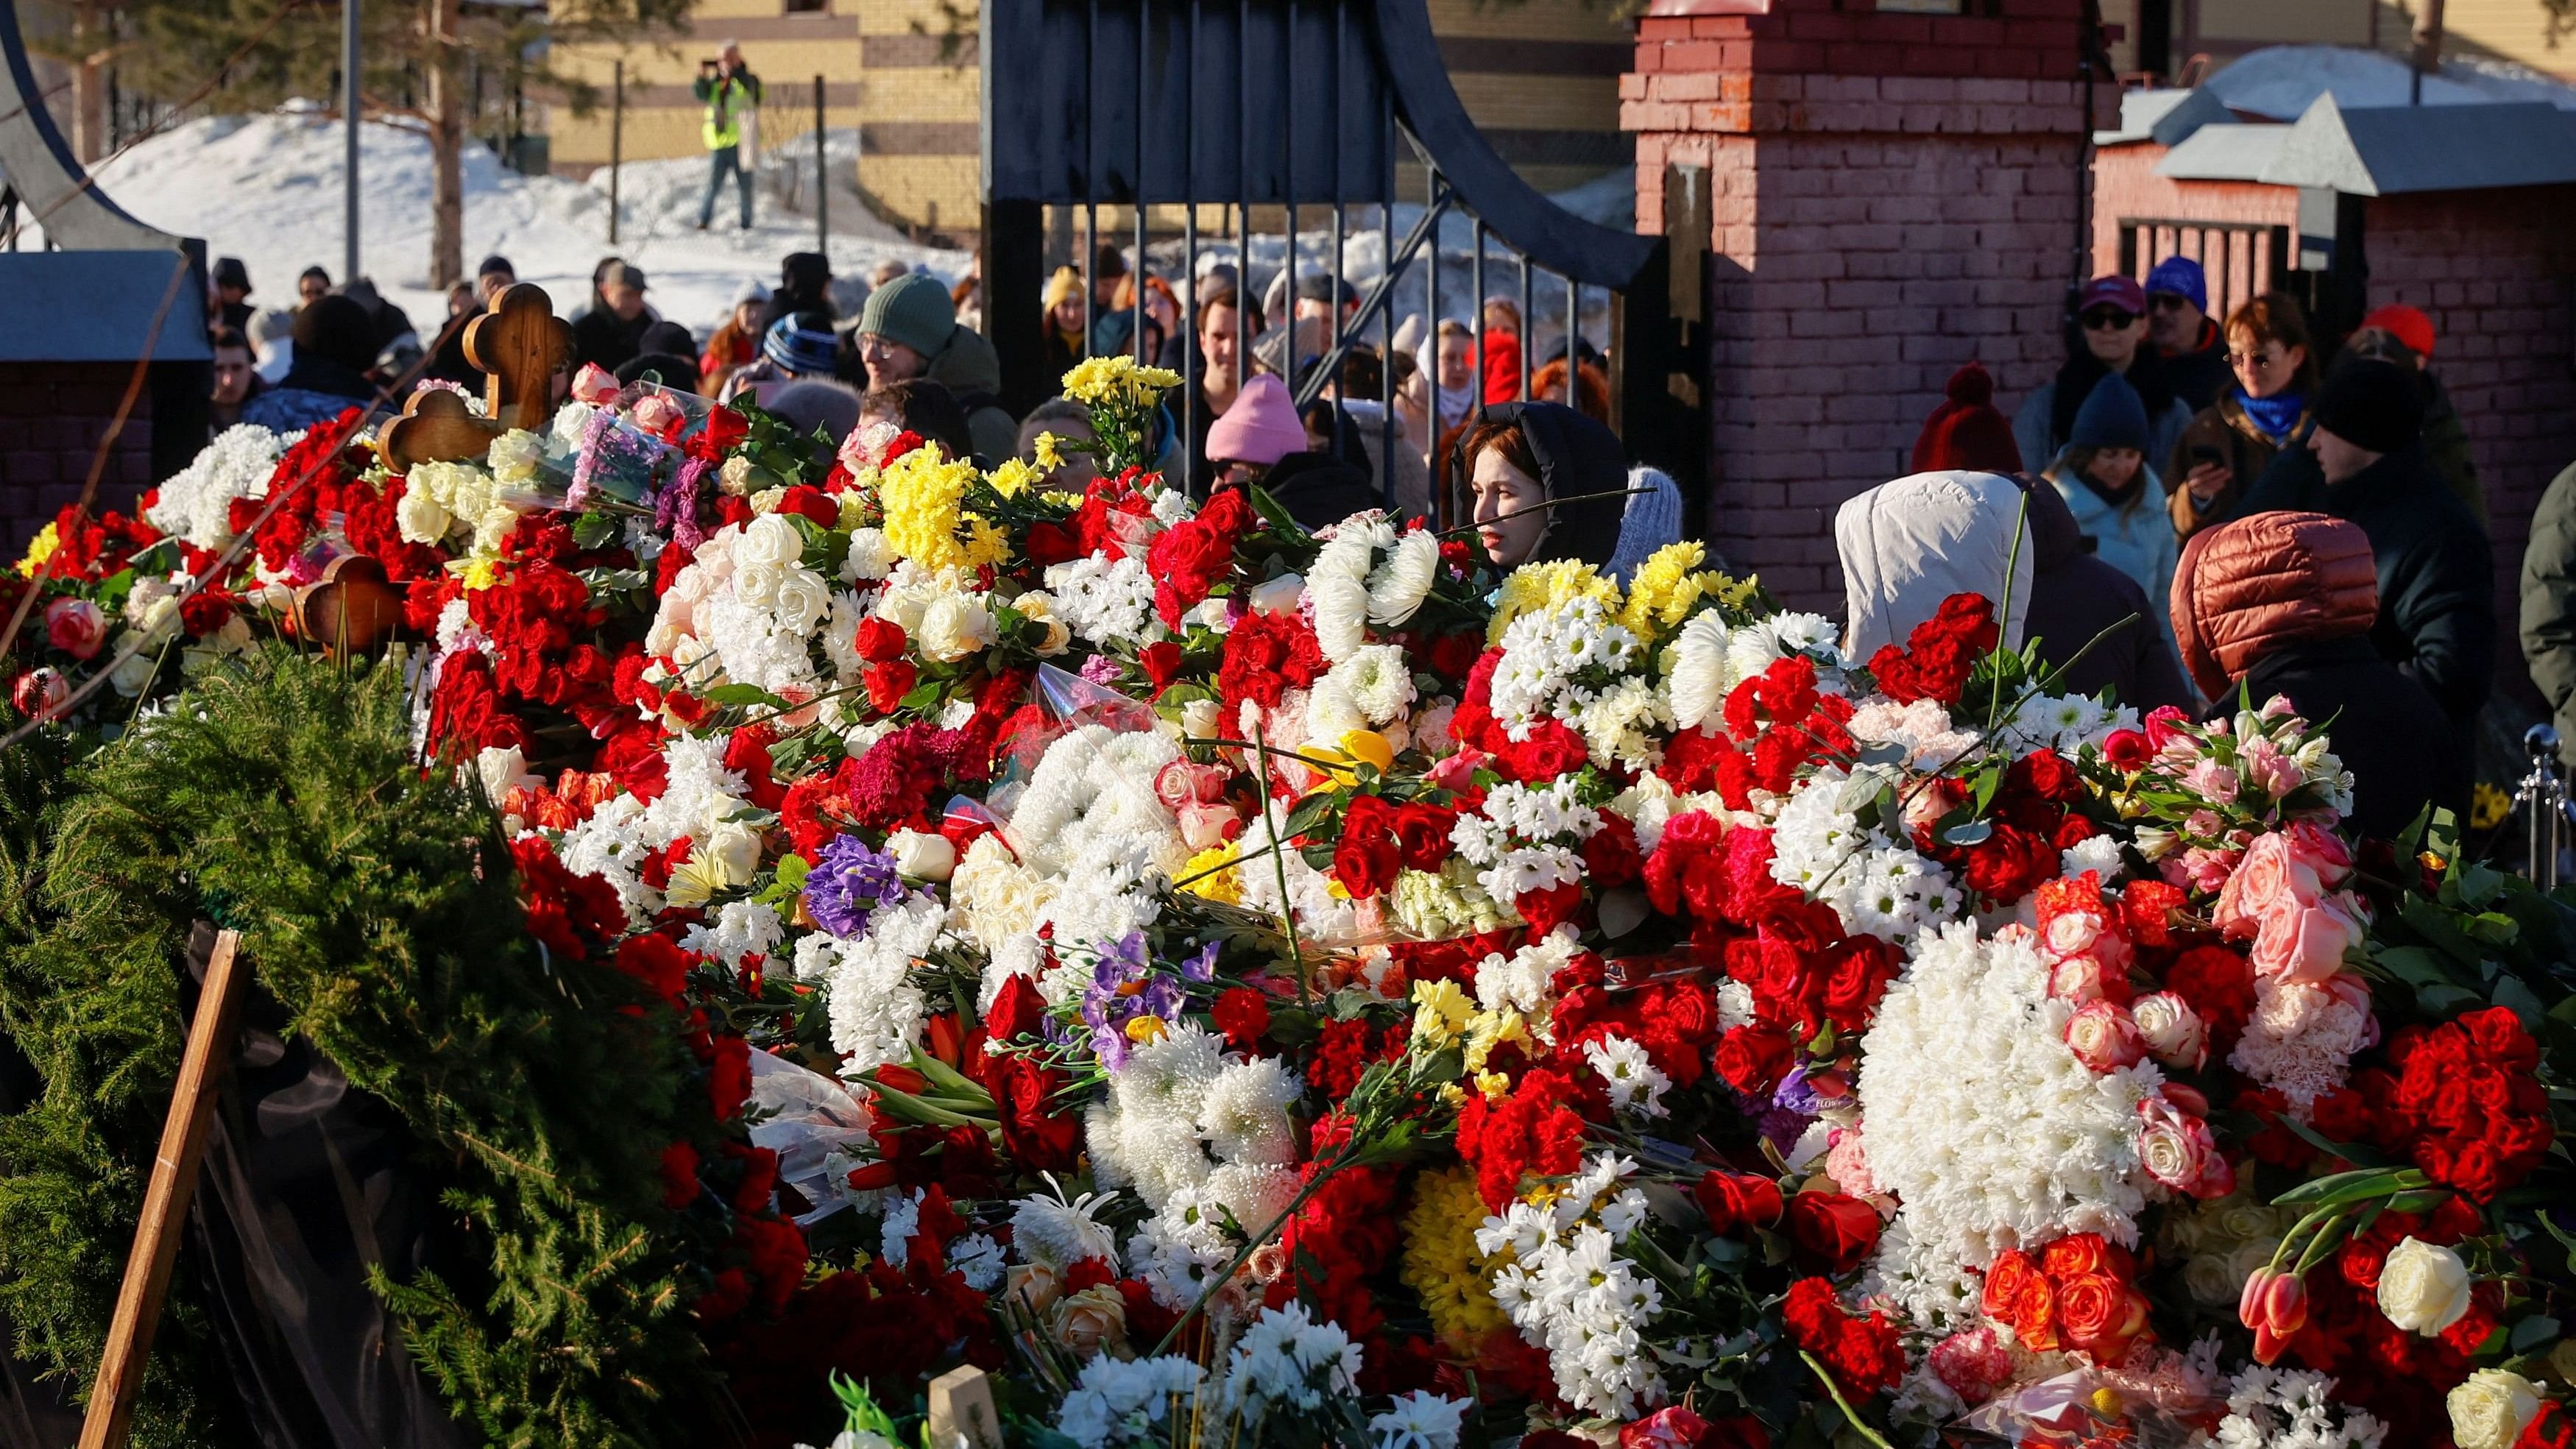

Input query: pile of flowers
[13,346,2574,1449]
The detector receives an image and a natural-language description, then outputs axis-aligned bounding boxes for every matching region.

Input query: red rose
[1333,794,1404,899]
[856,617,910,663]
[1393,802,1457,874]
[1786,1191,1882,1274]
[1498,718,1588,782]
[1212,986,1270,1048]
[1692,1169,1785,1235]
[864,659,919,716]
[984,971,1046,1044]
[707,1033,753,1120]
[1713,1024,1794,1097]
[1981,1250,2039,1322]
[2102,729,2154,772]
[1138,640,1185,692]
[989,1054,1082,1172]
[775,484,839,528]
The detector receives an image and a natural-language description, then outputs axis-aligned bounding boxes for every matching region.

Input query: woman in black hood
[1450,402,1630,570]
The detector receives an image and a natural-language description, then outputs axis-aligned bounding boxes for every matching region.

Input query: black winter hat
[2311,357,2425,456]
[291,294,380,375]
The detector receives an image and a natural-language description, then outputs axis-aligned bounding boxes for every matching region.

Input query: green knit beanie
[858,272,955,358]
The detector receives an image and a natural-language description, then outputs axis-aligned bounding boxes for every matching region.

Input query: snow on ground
[2207,43,2576,121]
[84,101,969,338]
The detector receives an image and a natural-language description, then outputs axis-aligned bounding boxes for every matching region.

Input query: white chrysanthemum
[1665,612,1730,731]
[1856,1215,1987,1335]
[1044,553,1160,647]
[1012,1183,1123,1270]
[1006,724,1189,880]
[818,893,945,1073]
[680,899,785,966]
[2215,1366,2388,1449]
[1365,530,1442,628]
[1197,1057,1302,1166]
[1725,609,1846,690]
[1473,927,1582,1031]
[146,423,296,549]
[1225,1301,1362,1416]
[2061,833,2128,882]
[1583,1034,1671,1119]
[1855,921,2160,1275]
[1340,644,1418,725]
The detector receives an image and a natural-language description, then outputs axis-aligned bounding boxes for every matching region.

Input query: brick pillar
[0,363,160,550]
[1623,0,2095,612]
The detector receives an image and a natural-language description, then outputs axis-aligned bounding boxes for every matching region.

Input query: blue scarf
[2236,386,2307,443]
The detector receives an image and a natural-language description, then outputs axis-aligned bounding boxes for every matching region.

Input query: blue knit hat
[2067,372,2151,454]
[764,312,840,378]
[2145,255,2207,313]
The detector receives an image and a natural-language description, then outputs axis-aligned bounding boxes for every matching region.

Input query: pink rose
[2063,999,2146,1071]
[10,667,67,716]
[43,598,105,661]
[2162,846,2237,894]
[2182,759,2241,805]
[2216,832,2326,939]
[1426,745,1487,796]
[2131,990,2207,1069]
[1177,802,1237,851]
[2049,954,2117,1005]
[570,363,620,404]
[2283,820,2353,889]
[2138,1093,2234,1199]
[2247,890,2367,985]
[631,391,686,438]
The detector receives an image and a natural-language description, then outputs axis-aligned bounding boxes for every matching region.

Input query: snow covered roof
[2093,85,2234,147]
[2204,43,2576,121]
[2257,93,2576,195]
[2154,124,2289,182]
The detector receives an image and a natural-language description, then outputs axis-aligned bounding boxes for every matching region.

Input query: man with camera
[694,43,764,231]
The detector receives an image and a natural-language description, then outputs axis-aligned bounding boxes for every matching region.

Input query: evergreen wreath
[0,648,742,1448]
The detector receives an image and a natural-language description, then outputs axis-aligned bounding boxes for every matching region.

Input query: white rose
[706,821,765,887]
[135,593,182,644]
[105,631,158,696]
[772,566,833,637]
[123,575,174,625]
[918,595,995,662]
[1247,573,1306,616]
[732,560,784,609]
[2378,1236,2474,1336]
[888,828,956,882]
[737,511,804,570]
[1180,697,1221,743]
[842,527,895,584]
[473,745,536,803]
[396,483,455,544]
[718,454,755,496]
[2448,1369,2542,1449]
[2182,1250,2245,1308]
[2131,990,2208,1070]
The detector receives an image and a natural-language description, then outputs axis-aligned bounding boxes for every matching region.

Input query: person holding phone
[2165,292,2315,540]
[694,43,763,232]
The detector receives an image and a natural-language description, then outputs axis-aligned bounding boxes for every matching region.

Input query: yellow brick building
[544,0,1635,241]
[2097,0,2575,80]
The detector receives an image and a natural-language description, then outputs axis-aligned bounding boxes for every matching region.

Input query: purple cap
[2078,274,2148,316]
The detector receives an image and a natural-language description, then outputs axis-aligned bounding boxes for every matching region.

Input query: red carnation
[1212,986,1270,1049]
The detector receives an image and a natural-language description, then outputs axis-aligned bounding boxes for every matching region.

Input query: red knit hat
[1911,362,2024,475]
[2359,304,2436,361]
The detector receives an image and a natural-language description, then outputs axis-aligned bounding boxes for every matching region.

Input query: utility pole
[813,74,827,256]
[343,0,361,283]
[609,59,624,244]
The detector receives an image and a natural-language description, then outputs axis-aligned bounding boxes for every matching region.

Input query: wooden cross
[378,281,573,473]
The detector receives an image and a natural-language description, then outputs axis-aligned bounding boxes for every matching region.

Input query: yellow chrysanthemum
[459,556,502,592]
[988,456,1039,499]
[1033,432,1068,472]
[1061,355,1183,409]
[880,446,1007,572]
[1178,843,1242,905]
[1399,1166,1510,1349]
[2471,781,2511,832]
[1617,542,1711,638]
[1410,978,1475,1046]
[1487,558,1617,645]
[1462,1008,1528,1074]
[15,522,59,579]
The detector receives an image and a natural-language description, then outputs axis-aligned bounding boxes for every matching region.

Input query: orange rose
[2008,1277,2061,1353]
[2058,1273,2153,1358]
[2040,1233,2117,1280]
[1981,1249,2038,1322]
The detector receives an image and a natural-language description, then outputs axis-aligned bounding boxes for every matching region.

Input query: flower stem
[1800,1350,1896,1449]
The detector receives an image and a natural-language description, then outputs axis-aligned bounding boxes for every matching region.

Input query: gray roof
[2156,124,2291,181]
[2094,85,2234,147]
[0,252,212,361]
[2258,93,2576,194]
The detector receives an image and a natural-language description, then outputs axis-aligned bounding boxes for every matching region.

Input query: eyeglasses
[2081,308,2141,330]
[2148,294,2193,313]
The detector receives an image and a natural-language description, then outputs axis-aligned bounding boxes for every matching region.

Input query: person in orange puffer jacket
[2168,509,2466,840]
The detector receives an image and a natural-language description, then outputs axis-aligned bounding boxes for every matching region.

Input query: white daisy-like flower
[1366,529,1442,628]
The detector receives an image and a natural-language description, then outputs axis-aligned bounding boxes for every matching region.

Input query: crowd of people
[200,239,2576,843]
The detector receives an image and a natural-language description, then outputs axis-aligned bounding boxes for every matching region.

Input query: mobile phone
[2189,445,2223,467]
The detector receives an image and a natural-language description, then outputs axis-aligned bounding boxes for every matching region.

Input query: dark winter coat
[2160,319,2233,414]
[2420,370,2486,528]
[570,307,655,375]
[2218,635,2467,840]
[1250,450,1379,532]
[2517,459,2576,743]
[238,353,378,432]
[2241,441,2495,735]
[2011,475,2195,711]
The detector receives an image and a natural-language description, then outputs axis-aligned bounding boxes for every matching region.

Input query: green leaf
[2418,982,2485,1018]
[2271,1165,2421,1208]
[2399,892,2488,966]
[570,510,621,550]
[1939,819,1992,847]
[2512,1316,2563,1353]
[2494,973,2548,1031]
[702,682,788,710]
[2373,946,2466,991]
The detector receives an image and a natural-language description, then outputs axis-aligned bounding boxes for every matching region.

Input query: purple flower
[1770,1063,1824,1119]
[1078,653,1125,686]
[804,833,909,938]
[655,455,718,550]
[1178,940,1220,982]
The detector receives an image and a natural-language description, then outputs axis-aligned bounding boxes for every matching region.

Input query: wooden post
[77,927,248,1449]
[925,1365,1001,1449]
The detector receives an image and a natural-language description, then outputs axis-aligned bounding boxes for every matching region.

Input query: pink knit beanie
[1204,373,1306,467]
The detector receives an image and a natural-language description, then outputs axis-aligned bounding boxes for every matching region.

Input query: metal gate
[979,0,1697,508]
[2113,196,2368,353]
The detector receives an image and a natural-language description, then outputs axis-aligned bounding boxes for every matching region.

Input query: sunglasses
[2081,308,2141,330]
[2148,294,2193,312]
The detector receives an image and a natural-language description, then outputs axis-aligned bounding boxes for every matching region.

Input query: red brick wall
[2088,144,2300,317]
[1624,0,2093,612]
[0,364,158,550]
[2367,186,2576,701]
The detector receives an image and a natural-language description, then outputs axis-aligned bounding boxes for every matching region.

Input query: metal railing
[2117,217,2292,324]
